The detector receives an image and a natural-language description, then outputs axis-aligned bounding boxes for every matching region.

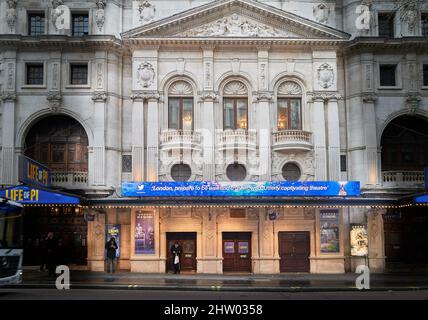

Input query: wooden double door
[222,232,252,273]
[166,232,197,272]
[279,232,310,272]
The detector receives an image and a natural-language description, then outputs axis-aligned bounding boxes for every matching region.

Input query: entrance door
[279,232,310,272]
[166,232,197,272]
[222,232,252,272]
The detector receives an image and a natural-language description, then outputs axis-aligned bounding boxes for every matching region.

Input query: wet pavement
[8,269,428,291]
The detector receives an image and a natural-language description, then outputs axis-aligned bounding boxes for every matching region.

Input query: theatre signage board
[121,181,360,197]
[0,185,80,205]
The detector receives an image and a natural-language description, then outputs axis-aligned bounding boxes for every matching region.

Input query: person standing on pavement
[170,241,182,274]
[105,237,118,273]
[45,232,58,277]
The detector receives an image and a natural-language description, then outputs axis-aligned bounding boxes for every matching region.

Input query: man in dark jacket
[170,241,182,274]
[105,237,118,273]
[45,232,58,277]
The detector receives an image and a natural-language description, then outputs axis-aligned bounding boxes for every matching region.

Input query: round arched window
[282,163,301,181]
[171,163,192,182]
[226,163,247,181]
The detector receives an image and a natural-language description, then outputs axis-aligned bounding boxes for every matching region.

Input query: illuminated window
[168,81,194,130]
[223,81,248,130]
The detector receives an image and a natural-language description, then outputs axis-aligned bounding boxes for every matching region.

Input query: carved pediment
[122,0,349,40]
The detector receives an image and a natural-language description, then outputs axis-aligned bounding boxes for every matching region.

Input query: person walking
[45,232,58,278]
[170,241,182,274]
[105,237,118,273]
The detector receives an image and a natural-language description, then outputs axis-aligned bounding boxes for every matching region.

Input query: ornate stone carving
[182,13,284,37]
[95,0,107,31]
[51,0,64,30]
[255,92,273,102]
[362,93,378,103]
[96,62,104,89]
[130,91,160,101]
[200,91,219,102]
[204,61,212,88]
[278,81,302,95]
[7,62,14,90]
[168,81,193,96]
[223,81,247,95]
[1,91,17,102]
[138,0,156,25]
[92,91,107,102]
[136,62,155,88]
[400,3,418,34]
[309,92,342,102]
[313,3,331,24]
[406,93,421,114]
[6,0,18,32]
[317,63,334,89]
[47,91,62,111]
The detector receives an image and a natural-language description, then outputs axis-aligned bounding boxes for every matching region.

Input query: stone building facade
[1,0,428,273]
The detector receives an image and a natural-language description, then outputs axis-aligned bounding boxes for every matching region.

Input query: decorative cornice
[92,91,108,102]
[308,92,342,102]
[1,91,16,102]
[130,91,160,101]
[362,93,378,103]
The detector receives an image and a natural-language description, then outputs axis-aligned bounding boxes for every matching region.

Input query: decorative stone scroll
[278,81,302,95]
[223,81,247,96]
[168,81,193,96]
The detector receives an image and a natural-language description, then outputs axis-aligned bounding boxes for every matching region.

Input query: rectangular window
[340,155,347,172]
[378,12,394,38]
[70,64,88,85]
[72,13,89,36]
[122,155,132,173]
[423,64,428,87]
[26,63,44,85]
[379,64,397,87]
[422,13,428,36]
[277,98,302,130]
[28,13,45,36]
[168,98,194,130]
[223,98,248,130]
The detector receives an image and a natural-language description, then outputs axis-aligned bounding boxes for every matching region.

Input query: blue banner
[414,194,428,203]
[19,155,51,188]
[122,181,360,197]
[0,186,80,205]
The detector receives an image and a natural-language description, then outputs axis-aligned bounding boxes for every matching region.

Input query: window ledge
[377,86,402,90]
[65,85,91,89]
[421,86,428,90]
[21,85,46,89]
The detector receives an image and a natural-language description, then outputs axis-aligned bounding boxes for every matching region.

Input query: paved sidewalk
[6,269,428,292]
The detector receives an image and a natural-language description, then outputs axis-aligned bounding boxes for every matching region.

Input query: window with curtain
[277,98,302,130]
[168,81,194,130]
[223,81,248,130]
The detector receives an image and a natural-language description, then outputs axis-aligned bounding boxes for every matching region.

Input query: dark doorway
[279,231,310,272]
[166,232,197,272]
[23,207,87,266]
[222,232,252,273]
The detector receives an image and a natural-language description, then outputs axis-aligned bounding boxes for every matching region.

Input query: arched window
[226,163,247,181]
[24,115,88,172]
[223,81,248,130]
[168,80,194,131]
[277,81,302,131]
[171,163,192,182]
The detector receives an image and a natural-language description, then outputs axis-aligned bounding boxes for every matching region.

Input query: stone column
[200,208,220,273]
[258,209,277,273]
[87,210,106,271]
[130,94,145,181]
[146,93,160,181]
[1,52,16,185]
[367,209,386,272]
[310,94,327,180]
[327,94,342,181]
[362,94,379,185]
[256,94,272,180]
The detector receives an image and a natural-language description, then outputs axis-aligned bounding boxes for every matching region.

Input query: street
[0,288,427,300]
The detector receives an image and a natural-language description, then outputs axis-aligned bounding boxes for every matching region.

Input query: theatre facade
[1,0,428,273]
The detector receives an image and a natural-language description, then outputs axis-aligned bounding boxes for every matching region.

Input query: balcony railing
[216,129,257,150]
[160,130,202,150]
[382,171,425,188]
[272,130,313,151]
[51,171,88,189]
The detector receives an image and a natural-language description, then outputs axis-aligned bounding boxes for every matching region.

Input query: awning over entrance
[0,185,81,206]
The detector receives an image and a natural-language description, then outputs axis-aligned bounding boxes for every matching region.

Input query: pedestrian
[105,237,118,273]
[170,241,182,274]
[45,232,58,277]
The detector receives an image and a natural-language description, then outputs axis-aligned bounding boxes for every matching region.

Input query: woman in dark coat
[105,237,118,273]
[170,241,182,274]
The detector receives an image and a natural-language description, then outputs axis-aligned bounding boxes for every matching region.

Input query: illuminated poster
[106,224,120,258]
[350,224,368,257]
[238,242,249,254]
[135,211,155,254]
[224,242,235,253]
[320,209,340,253]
